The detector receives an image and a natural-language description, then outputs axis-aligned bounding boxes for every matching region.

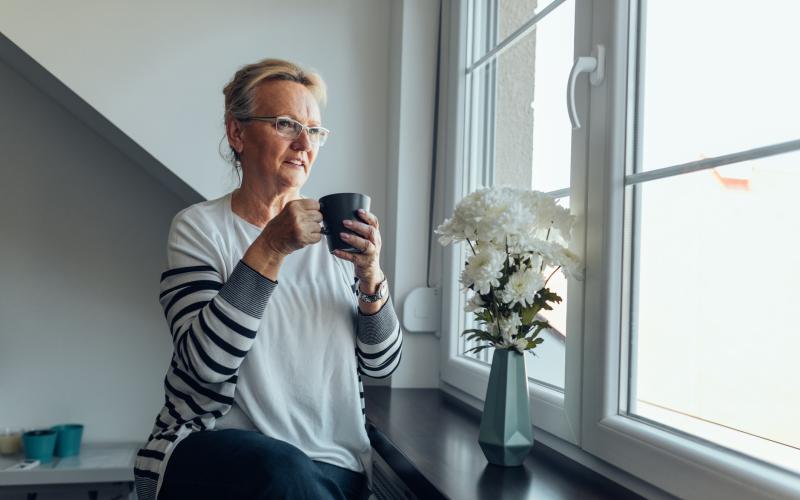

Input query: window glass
[471,0,566,60]
[461,0,574,390]
[639,1,800,171]
[629,150,800,473]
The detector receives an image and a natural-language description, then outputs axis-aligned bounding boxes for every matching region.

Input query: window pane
[628,151,800,473]
[471,0,565,62]
[477,0,574,191]
[461,0,574,388]
[639,1,800,171]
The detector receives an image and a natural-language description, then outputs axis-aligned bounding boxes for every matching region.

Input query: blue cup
[52,424,83,457]
[22,429,57,463]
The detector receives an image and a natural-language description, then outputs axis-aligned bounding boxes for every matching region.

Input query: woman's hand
[262,199,324,256]
[243,199,322,280]
[333,209,385,295]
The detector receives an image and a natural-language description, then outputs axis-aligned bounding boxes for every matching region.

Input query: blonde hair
[223,58,327,122]
[221,58,326,175]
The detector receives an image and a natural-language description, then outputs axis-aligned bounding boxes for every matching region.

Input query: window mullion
[625,138,800,186]
[468,0,569,73]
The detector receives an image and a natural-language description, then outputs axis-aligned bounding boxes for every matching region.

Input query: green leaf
[464,345,492,355]
[476,310,493,323]
[462,329,496,344]
[534,288,563,309]
[521,304,541,325]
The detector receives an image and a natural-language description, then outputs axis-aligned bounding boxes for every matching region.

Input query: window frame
[437,0,800,497]
[580,1,800,498]
[438,0,590,445]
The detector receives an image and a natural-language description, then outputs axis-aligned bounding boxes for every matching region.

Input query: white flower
[512,338,529,353]
[497,337,529,354]
[464,293,486,313]
[500,268,545,307]
[524,191,575,244]
[437,187,576,251]
[514,238,584,281]
[553,246,584,281]
[498,312,522,342]
[460,246,504,295]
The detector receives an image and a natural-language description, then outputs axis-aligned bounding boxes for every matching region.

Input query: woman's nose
[291,129,313,151]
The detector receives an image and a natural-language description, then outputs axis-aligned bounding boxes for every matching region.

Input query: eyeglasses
[241,115,330,147]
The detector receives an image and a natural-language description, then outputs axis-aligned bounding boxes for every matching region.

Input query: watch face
[359,279,387,302]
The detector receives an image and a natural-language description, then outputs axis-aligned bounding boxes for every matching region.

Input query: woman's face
[233,80,322,193]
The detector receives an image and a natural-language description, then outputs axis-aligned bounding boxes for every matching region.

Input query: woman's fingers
[339,232,374,254]
[332,211,383,283]
[341,219,381,248]
[357,208,379,228]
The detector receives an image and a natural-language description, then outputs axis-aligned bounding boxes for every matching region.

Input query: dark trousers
[157,429,370,500]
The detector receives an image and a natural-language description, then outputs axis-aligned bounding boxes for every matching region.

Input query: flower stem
[467,239,476,255]
[544,266,562,286]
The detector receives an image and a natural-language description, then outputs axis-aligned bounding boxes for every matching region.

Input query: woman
[133,58,403,500]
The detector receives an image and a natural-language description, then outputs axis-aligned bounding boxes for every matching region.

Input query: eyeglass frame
[239,115,330,147]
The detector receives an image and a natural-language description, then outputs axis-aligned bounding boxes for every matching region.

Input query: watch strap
[357,276,388,303]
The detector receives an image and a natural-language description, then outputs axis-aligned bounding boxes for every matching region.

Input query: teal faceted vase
[478,349,534,466]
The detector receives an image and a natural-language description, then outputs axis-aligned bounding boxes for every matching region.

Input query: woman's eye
[276,118,294,129]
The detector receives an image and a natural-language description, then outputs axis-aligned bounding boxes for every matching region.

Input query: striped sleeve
[159,215,277,384]
[355,298,403,379]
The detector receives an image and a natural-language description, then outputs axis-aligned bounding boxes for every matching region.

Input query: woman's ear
[226,117,244,155]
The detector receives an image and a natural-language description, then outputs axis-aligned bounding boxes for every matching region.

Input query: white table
[0,442,138,500]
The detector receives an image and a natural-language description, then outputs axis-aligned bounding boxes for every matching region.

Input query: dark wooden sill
[365,387,645,500]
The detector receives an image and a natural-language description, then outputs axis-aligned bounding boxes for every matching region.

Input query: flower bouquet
[436,186,582,355]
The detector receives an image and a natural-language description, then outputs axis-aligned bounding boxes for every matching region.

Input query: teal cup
[52,424,83,457]
[22,429,57,463]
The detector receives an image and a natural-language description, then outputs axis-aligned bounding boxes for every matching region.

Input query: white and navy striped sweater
[134,194,403,500]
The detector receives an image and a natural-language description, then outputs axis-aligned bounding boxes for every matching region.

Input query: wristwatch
[357,277,389,303]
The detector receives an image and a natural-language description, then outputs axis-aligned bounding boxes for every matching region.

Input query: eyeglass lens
[275,117,328,146]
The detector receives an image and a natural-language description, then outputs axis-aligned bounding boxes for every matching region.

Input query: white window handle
[567,44,605,129]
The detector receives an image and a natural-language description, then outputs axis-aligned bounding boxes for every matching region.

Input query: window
[623,0,800,478]
[438,0,800,497]
[440,0,587,445]
[459,0,575,390]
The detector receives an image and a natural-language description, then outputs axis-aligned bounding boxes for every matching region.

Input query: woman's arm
[163,198,323,387]
[160,215,277,386]
[331,208,403,378]
[355,298,403,379]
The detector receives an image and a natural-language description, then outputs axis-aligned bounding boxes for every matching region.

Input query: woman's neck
[231,183,300,229]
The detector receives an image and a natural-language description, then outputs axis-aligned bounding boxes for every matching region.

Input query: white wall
[0,0,392,210]
[0,57,181,441]
[384,0,442,387]
[0,0,444,423]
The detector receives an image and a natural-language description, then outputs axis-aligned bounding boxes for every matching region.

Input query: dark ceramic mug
[319,193,371,254]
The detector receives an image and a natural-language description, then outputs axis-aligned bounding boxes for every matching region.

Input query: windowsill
[365,387,643,500]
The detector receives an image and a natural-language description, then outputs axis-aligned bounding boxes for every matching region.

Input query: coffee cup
[319,193,371,254]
